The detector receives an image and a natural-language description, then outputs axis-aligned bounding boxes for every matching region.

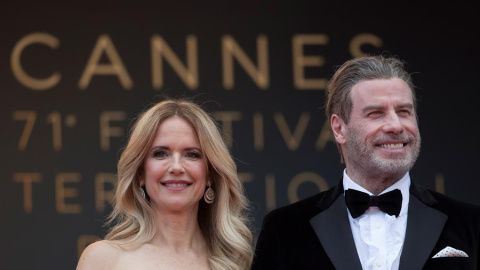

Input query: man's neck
[345,168,405,195]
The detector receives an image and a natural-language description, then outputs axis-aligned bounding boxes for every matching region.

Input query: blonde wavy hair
[105,98,254,270]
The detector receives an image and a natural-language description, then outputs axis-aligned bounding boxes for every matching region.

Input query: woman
[77,98,254,270]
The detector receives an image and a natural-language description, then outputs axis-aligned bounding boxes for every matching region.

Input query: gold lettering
[253,112,264,151]
[77,235,100,259]
[99,111,126,151]
[349,33,383,58]
[288,172,328,203]
[238,172,254,184]
[12,111,37,151]
[222,35,269,90]
[315,120,335,150]
[151,35,198,90]
[11,32,61,90]
[265,173,276,211]
[292,34,329,90]
[56,173,82,214]
[95,173,116,213]
[78,34,133,90]
[274,112,310,151]
[212,111,243,149]
[13,173,42,213]
[46,111,62,151]
[435,173,445,194]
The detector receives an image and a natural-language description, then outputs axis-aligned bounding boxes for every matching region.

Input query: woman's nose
[168,155,185,174]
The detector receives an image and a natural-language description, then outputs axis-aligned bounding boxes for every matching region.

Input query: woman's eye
[153,150,168,158]
[186,151,201,159]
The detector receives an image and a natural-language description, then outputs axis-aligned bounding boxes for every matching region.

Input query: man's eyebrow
[362,102,414,113]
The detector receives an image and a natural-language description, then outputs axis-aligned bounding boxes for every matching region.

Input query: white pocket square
[432,246,469,258]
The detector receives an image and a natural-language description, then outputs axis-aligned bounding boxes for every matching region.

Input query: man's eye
[398,110,411,115]
[369,111,383,116]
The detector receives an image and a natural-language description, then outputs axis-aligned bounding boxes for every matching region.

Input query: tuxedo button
[375,261,382,267]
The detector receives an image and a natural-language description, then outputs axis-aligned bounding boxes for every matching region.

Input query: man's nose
[382,112,404,134]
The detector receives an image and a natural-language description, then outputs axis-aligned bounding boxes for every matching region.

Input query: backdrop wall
[1,1,479,269]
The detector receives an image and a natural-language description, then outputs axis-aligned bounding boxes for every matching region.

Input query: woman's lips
[161,180,191,191]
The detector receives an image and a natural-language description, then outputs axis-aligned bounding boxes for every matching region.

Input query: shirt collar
[343,169,411,217]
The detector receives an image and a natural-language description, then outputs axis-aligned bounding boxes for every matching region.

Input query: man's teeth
[381,143,403,149]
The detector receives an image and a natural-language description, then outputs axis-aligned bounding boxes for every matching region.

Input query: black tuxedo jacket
[252,180,480,270]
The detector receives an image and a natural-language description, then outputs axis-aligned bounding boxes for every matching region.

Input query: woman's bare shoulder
[76,240,123,270]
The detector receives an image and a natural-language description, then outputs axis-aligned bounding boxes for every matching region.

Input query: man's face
[341,78,421,176]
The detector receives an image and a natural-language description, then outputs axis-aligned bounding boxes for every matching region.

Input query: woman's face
[142,116,207,213]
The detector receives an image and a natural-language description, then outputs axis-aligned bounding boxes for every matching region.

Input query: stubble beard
[346,129,421,177]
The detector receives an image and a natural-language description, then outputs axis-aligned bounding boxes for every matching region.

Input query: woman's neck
[150,208,206,253]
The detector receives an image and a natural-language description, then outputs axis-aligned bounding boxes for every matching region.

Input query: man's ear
[331,114,346,144]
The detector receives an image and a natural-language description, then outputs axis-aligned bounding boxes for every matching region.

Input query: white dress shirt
[343,170,411,270]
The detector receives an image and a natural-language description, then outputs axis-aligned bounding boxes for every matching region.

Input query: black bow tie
[344,188,403,218]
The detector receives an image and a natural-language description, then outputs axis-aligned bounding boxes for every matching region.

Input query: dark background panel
[1,1,479,269]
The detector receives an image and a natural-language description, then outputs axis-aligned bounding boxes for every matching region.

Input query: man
[252,55,480,270]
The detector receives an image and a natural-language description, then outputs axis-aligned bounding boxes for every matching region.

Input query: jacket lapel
[399,182,448,270]
[310,182,362,270]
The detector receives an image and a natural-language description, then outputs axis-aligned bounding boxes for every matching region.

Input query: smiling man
[252,55,480,270]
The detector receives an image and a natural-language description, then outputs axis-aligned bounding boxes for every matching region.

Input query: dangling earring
[140,186,146,199]
[204,180,215,204]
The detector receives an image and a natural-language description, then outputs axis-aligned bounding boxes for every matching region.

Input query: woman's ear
[138,170,145,186]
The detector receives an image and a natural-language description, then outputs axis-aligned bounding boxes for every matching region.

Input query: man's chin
[373,158,413,174]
